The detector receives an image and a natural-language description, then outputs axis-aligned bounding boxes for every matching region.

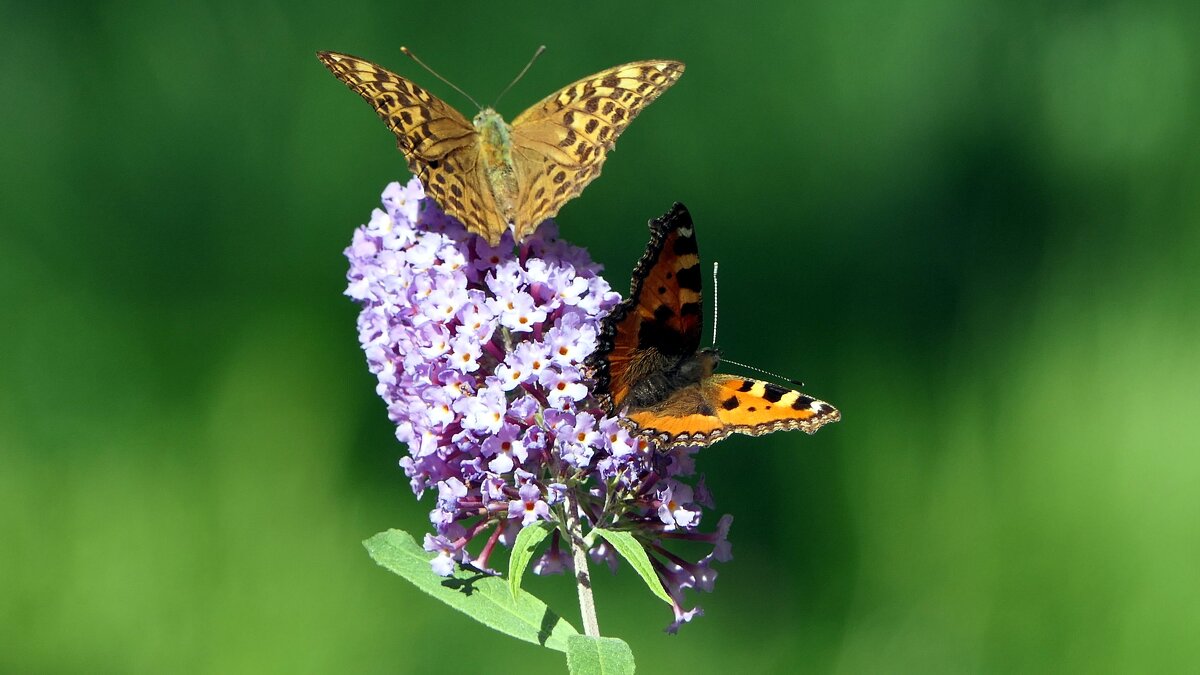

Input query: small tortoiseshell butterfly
[586,203,840,448]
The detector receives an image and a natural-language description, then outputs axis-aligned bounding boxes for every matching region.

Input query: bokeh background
[4,1,1199,672]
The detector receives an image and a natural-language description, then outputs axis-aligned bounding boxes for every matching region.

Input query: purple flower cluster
[345,179,732,632]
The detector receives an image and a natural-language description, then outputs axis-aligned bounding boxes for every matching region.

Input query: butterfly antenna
[493,45,546,108]
[400,46,482,109]
[722,358,806,388]
[711,261,720,346]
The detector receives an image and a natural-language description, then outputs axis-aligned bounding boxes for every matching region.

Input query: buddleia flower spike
[346,178,732,634]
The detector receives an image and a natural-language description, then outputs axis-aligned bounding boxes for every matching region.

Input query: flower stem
[564,487,600,637]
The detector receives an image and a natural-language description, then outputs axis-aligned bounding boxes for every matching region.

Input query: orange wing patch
[626,411,724,439]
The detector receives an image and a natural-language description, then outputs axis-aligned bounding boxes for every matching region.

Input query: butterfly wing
[587,202,702,412]
[508,60,685,241]
[625,376,841,449]
[316,52,509,243]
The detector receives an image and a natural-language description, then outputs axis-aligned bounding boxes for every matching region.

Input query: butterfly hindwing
[589,204,841,449]
[625,376,839,447]
[424,151,511,243]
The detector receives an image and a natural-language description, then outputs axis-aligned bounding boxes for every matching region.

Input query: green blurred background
[3,0,1198,672]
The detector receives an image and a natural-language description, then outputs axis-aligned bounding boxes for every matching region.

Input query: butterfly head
[685,347,721,381]
[473,107,505,129]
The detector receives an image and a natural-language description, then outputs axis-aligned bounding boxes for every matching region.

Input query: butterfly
[585,203,840,449]
[316,50,685,245]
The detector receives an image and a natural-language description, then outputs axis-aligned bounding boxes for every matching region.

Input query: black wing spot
[762,384,788,403]
[721,396,739,410]
[676,264,702,292]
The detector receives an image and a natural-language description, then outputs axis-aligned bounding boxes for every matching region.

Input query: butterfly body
[586,204,840,449]
[622,346,719,411]
[472,109,520,220]
[318,51,685,244]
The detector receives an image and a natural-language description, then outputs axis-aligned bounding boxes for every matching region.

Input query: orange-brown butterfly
[586,203,840,448]
[317,50,684,245]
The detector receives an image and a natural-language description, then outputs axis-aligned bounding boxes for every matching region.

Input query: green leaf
[592,528,672,605]
[566,635,636,675]
[363,529,578,651]
[509,521,553,599]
